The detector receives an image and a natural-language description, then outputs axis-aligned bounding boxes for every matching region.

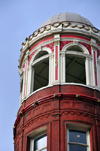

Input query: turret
[14,12,100,151]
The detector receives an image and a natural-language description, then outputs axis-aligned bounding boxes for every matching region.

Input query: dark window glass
[67,46,83,52]
[69,130,86,144]
[34,51,48,61]
[66,55,86,84]
[33,59,49,91]
[69,144,87,151]
[34,134,47,151]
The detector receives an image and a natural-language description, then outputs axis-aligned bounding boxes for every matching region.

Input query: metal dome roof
[40,12,94,28]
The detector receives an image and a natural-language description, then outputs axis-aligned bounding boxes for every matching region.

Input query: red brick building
[13,12,100,151]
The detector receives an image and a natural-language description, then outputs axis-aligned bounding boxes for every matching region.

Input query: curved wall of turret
[14,13,100,151]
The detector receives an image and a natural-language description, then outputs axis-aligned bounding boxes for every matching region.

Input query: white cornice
[19,22,100,69]
[21,22,100,51]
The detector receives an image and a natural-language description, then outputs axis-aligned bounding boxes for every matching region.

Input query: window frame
[65,51,86,85]
[67,123,91,151]
[28,126,47,151]
[60,42,93,87]
[20,75,24,105]
[30,133,47,151]
[97,58,100,88]
[31,53,50,93]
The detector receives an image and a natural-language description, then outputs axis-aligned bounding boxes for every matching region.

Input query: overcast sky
[0,0,100,151]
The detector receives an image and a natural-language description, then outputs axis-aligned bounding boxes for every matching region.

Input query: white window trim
[65,51,88,57]
[97,58,100,88]
[61,42,94,87]
[28,126,47,151]
[67,123,91,151]
[20,74,24,105]
[31,54,49,93]
[65,51,86,85]
[31,54,49,67]
[60,49,92,86]
[30,133,47,151]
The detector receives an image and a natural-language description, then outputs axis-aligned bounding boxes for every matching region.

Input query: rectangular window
[67,123,90,151]
[69,130,87,151]
[29,126,47,151]
[34,134,47,151]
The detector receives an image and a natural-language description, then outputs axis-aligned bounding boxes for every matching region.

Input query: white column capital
[53,34,60,45]
[91,38,97,50]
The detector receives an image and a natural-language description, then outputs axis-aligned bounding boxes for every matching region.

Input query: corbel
[54,94,58,98]
[34,100,39,105]
[19,111,23,116]
[73,40,78,45]
[13,126,16,129]
[91,38,97,49]
[19,68,23,76]
[13,141,15,144]
[21,42,25,46]
[76,94,80,98]
[53,41,60,45]
[98,99,100,102]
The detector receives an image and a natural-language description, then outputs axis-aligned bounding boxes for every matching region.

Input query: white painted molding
[62,42,89,54]
[30,47,52,64]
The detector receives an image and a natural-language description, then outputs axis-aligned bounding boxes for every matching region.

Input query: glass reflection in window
[69,130,87,151]
[34,134,47,151]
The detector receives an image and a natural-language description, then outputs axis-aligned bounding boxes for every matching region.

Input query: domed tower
[13,12,100,151]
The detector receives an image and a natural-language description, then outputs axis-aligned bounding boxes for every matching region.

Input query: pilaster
[49,54,54,85]
[91,38,98,87]
[60,53,65,83]
[23,50,29,98]
[53,34,60,84]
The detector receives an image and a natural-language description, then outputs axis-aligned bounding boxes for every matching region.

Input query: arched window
[61,42,92,86]
[66,46,86,84]
[31,51,49,92]
[34,51,48,60]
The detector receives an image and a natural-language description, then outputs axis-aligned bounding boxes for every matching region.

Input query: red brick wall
[14,85,100,151]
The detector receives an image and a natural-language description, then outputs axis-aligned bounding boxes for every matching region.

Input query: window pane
[66,55,86,84]
[34,51,48,60]
[69,144,87,151]
[40,149,47,151]
[34,59,49,91]
[34,134,47,151]
[69,130,86,144]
